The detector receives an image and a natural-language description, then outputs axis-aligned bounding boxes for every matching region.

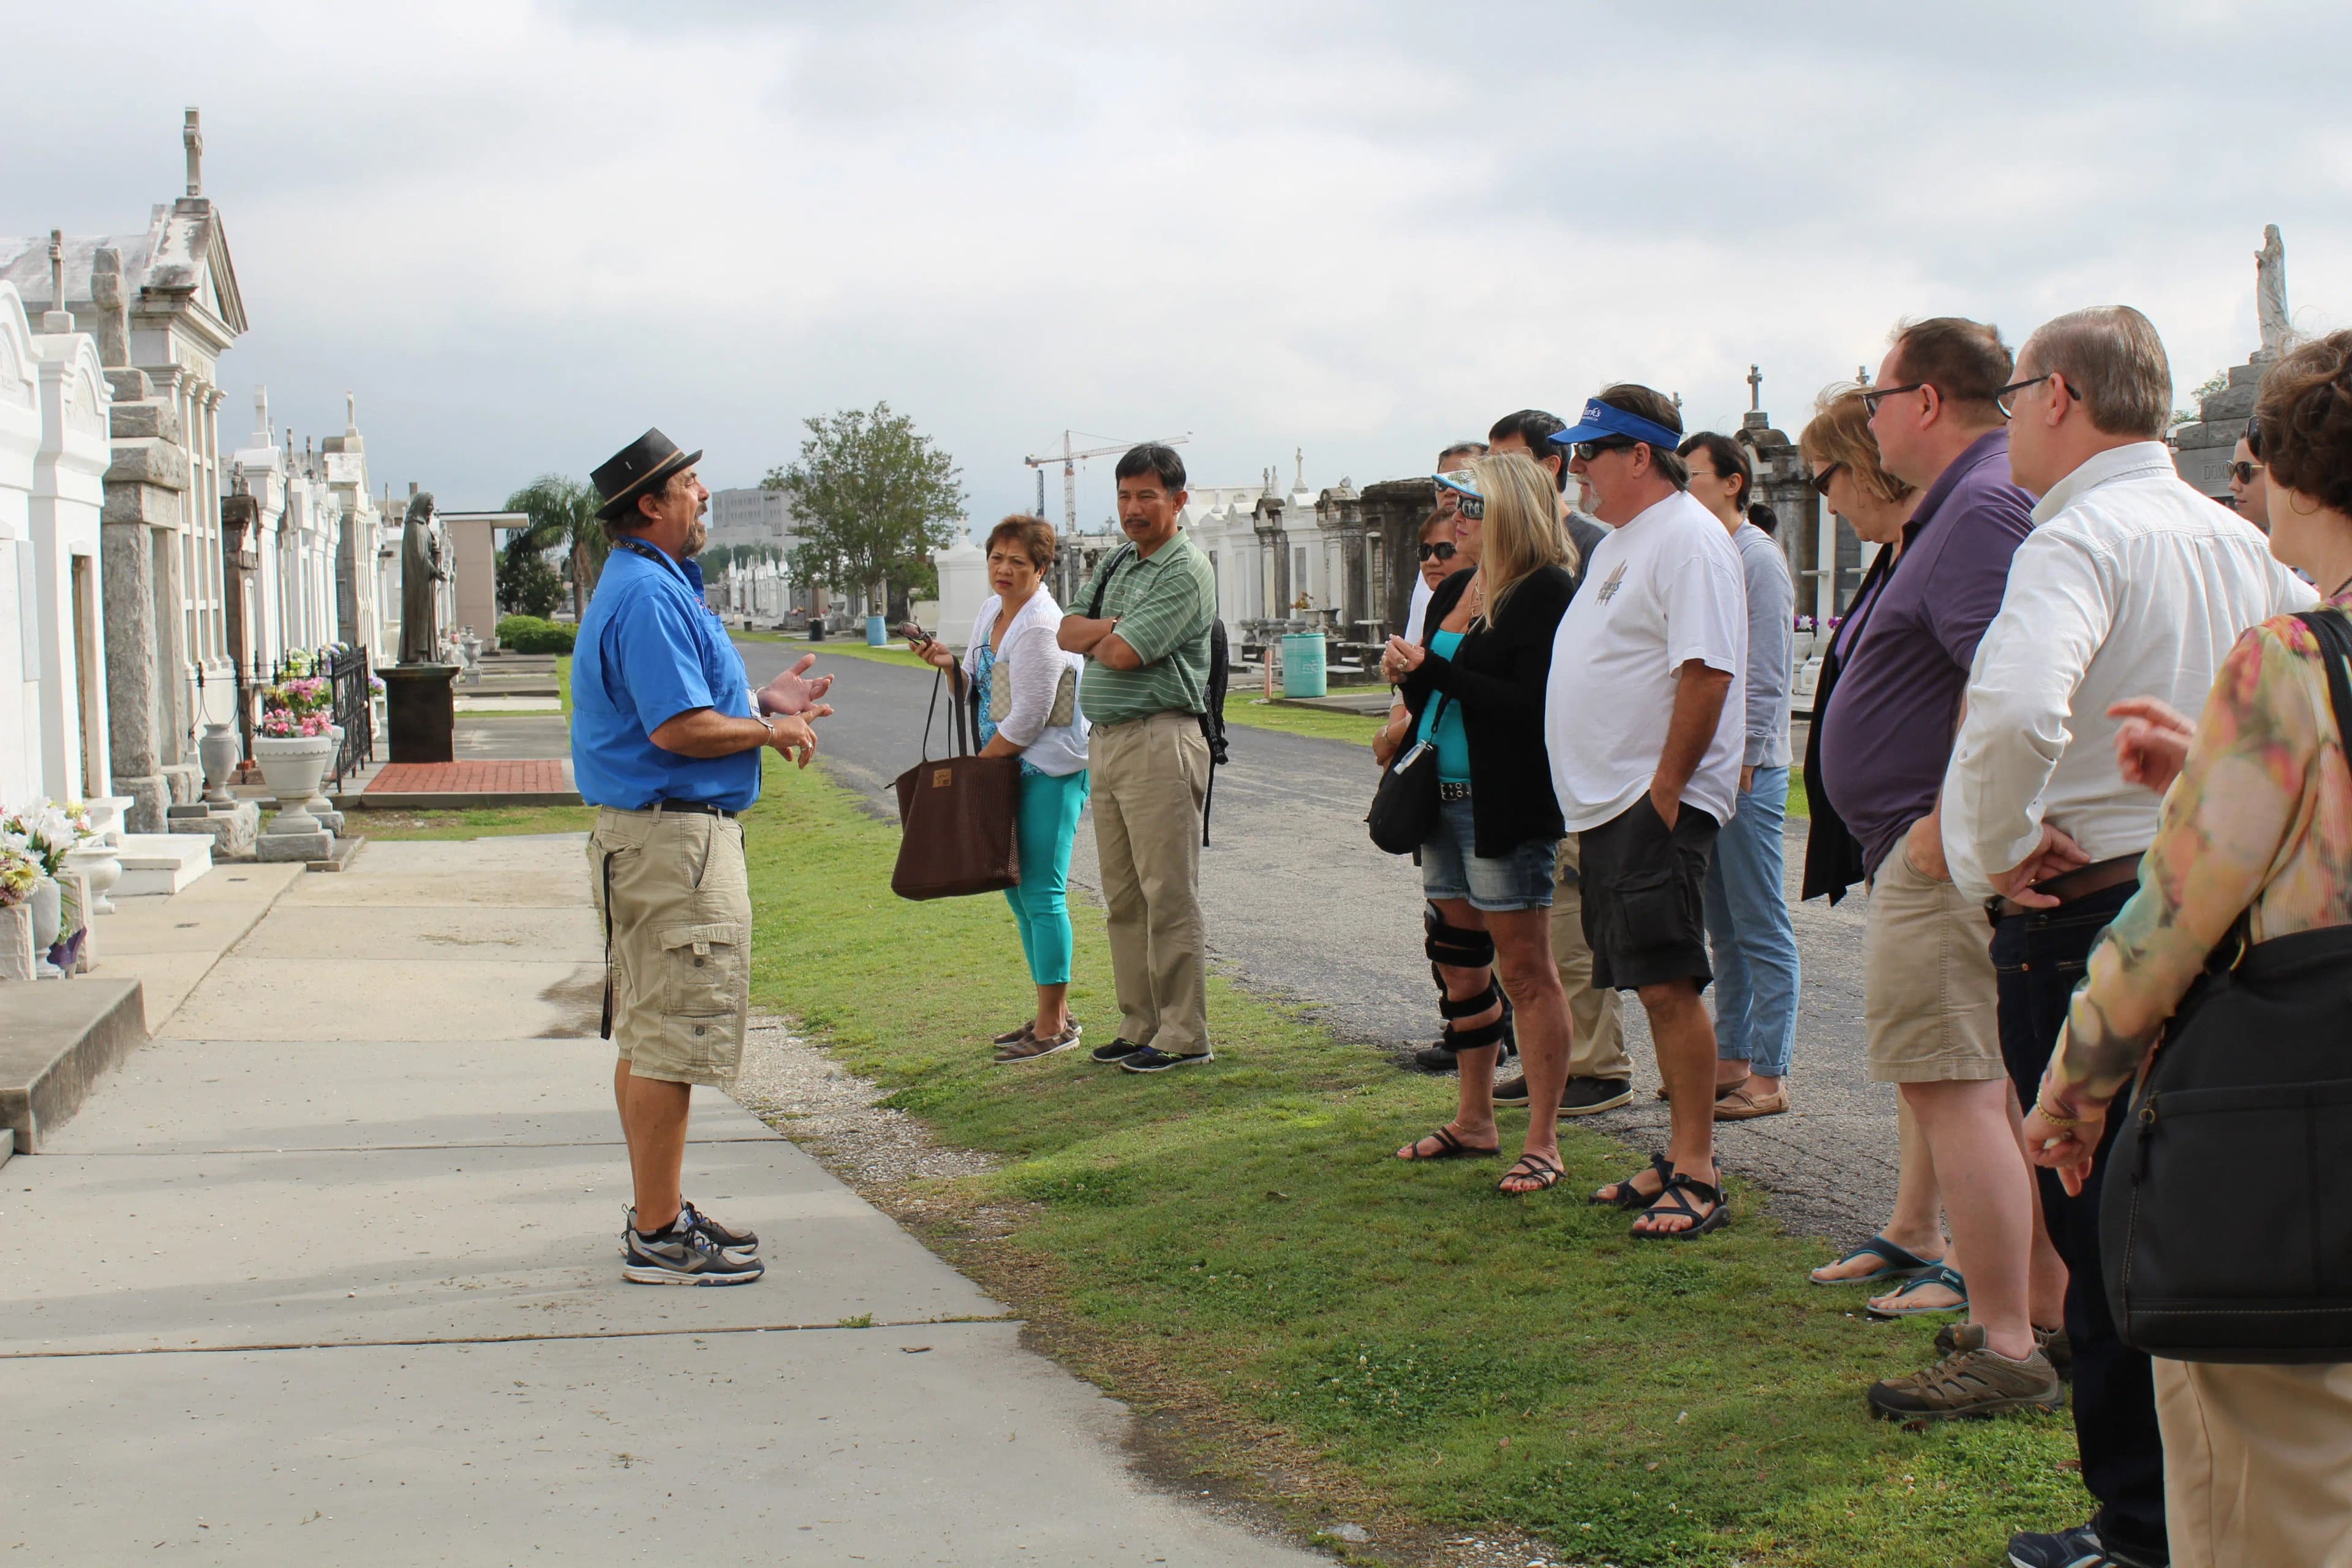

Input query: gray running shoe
[1866,1324,2062,1420]
[622,1215,764,1286]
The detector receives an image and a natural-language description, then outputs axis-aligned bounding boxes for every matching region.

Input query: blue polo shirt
[570,540,761,811]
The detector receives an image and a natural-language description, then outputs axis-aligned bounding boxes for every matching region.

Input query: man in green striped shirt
[1057,444,1219,1072]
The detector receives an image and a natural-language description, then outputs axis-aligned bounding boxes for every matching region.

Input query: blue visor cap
[1431,469,1482,500]
[1549,398,1685,452]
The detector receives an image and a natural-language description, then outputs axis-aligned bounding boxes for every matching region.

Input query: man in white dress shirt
[1943,305,2313,1568]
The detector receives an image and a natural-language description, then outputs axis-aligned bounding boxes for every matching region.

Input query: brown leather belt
[1988,853,2143,920]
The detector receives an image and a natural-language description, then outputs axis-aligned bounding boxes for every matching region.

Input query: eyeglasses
[1808,462,1844,499]
[1415,540,1460,562]
[1861,382,1930,416]
[1994,374,2062,418]
[2228,460,2266,486]
[1570,437,1638,461]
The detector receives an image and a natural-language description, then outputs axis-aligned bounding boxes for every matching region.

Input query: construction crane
[1023,431,1191,537]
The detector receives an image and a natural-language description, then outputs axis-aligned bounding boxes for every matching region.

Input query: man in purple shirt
[1817,318,2064,1425]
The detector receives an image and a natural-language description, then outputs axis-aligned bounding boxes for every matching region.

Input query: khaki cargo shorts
[587,805,752,1087]
[1862,843,2003,1083]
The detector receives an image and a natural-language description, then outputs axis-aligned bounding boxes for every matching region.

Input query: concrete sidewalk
[0,836,1322,1566]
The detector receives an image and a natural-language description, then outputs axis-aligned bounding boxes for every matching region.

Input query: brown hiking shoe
[1865,1324,2063,1420]
[995,1021,1082,1065]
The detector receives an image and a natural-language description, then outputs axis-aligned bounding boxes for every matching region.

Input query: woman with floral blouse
[2022,330,2352,1568]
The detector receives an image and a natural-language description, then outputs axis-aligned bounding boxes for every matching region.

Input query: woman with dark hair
[2023,330,2352,1567]
[1679,431,1801,1120]
[2230,411,2270,532]
[911,515,1091,1063]
[1380,452,1580,1194]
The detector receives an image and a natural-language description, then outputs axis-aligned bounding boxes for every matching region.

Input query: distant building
[706,486,797,554]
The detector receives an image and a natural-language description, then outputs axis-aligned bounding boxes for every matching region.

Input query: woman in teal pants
[913,515,1091,1062]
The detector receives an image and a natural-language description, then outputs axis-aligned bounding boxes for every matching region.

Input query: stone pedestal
[383,663,459,764]
[165,799,260,860]
[257,827,333,863]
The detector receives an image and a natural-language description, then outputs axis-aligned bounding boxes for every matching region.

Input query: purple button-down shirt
[1816,429,2033,877]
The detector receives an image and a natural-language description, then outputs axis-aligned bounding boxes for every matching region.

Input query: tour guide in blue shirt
[573,428,832,1286]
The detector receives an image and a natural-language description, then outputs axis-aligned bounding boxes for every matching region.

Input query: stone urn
[0,901,32,981]
[28,875,62,952]
[64,841,123,917]
[252,733,336,834]
[199,722,241,807]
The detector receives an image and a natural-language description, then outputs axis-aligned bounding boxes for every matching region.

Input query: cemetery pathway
[0,835,1327,1567]
[741,636,1890,1243]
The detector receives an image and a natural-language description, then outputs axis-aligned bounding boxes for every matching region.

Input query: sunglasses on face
[1809,462,1844,499]
[1570,437,1637,461]
[1415,541,1459,562]
[1449,494,1487,521]
[2229,460,2265,486]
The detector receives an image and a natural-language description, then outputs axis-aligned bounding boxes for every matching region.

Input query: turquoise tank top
[1414,630,1472,783]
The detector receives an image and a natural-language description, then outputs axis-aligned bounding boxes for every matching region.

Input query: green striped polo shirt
[1076,529,1217,726]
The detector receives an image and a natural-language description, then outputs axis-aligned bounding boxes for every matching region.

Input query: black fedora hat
[592,428,703,522]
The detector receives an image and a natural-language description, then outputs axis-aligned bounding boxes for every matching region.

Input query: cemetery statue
[400,491,449,664]
[2257,224,2290,358]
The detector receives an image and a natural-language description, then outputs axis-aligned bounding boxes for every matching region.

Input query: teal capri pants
[1008,766,1090,986]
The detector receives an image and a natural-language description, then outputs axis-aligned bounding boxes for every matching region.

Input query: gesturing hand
[1381,636,1427,683]
[766,713,821,768]
[757,654,835,718]
[2109,696,2195,794]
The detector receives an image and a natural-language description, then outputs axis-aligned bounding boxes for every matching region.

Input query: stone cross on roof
[183,108,203,198]
[346,391,357,435]
[1747,364,1763,411]
[43,229,70,331]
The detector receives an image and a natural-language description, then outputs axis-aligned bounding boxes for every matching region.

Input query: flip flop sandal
[1496,1151,1562,1194]
[1864,1263,1969,1318]
[1633,1172,1730,1241]
[1590,1152,1673,1210]
[1396,1125,1501,1161]
[1811,1234,1942,1287]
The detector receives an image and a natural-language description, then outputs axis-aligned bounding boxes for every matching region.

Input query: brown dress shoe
[1714,1085,1789,1121]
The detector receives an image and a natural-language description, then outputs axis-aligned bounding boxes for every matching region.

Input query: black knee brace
[1423,903,1513,1054]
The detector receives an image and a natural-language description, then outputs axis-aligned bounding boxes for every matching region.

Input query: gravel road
[736,636,1896,1243]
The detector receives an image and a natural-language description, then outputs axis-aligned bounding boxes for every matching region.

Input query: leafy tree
[496,533,564,617]
[765,402,964,617]
[2173,369,2230,428]
[504,475,607,619]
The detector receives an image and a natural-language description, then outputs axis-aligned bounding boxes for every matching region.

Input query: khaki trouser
[1091,711,1210,1055]
[1553,835,1629,1079]
[586,805,752,1087]
[2157,1357,2352,1567]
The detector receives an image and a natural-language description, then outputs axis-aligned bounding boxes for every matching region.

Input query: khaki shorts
[587,805,752,1087]
[1862,843,2003,1083]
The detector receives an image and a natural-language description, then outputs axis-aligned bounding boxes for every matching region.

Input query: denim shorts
[1420,794,1556,912]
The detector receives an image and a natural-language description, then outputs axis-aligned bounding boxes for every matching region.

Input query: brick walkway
[366,760,568,795]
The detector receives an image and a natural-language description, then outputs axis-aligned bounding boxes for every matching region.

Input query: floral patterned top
[2040,589,2352,1118]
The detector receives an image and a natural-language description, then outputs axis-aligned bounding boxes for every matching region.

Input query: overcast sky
[4,0,2342,532]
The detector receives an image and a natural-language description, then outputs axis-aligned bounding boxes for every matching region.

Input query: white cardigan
[963,589,1089,777]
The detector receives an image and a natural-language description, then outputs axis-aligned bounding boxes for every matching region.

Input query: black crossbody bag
[2101,607,2352,1362]
[1366,690,1450,855]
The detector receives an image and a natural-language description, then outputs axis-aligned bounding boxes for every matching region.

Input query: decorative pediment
[0,284,33,410]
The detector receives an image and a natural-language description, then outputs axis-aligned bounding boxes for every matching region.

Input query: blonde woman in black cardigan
[1381,451,1580,1194]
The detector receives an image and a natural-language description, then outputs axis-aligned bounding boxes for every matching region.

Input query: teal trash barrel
[865,614,888,646]
[1280,632,1328,699]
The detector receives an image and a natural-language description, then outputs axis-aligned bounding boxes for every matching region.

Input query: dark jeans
[1991,882,2166,1563]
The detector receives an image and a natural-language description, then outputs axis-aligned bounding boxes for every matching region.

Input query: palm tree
[504,476,606,620]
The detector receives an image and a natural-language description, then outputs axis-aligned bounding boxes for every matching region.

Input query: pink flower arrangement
[257,709,334,739]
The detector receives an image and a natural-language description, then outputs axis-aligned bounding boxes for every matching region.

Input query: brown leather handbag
[891,669,1022,900]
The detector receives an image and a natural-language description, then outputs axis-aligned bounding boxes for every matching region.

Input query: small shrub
[496,614,576,654]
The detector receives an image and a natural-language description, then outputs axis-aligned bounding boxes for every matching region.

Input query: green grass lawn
[354,804,598,840]
[737,753,2072,1567]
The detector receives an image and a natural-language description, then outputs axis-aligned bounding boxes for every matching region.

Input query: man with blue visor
[1543,386,1748,1240]
[574,428,832,1285]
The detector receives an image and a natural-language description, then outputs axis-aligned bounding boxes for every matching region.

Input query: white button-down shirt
[1942,440,2315,897]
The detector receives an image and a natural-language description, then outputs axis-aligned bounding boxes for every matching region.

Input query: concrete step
[114,833,214,895]
[0,976,146,1152]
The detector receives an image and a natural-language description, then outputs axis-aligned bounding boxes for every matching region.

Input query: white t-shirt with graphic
[1545,489,1748,833]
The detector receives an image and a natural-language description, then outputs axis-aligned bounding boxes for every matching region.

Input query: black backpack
[1087,543,1229,845]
